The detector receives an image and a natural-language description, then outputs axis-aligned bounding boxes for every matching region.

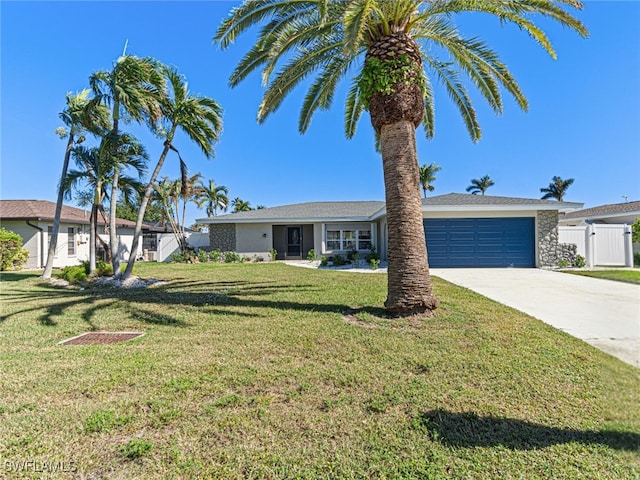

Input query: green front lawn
[1,263,638,479]
[561,269,640,285]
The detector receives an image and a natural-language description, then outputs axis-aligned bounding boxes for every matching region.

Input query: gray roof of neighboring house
[562,200,640,220]
[198,193,582,224]
[0,200,167,231]
[198,201,386,223]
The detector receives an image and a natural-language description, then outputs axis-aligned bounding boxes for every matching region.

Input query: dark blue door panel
[424,218,535,268]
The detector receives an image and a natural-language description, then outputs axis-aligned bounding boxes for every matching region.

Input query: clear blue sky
[2,1,639,227]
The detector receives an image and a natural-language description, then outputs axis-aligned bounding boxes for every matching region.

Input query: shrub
[223,251,242,263]
[365,247,380,263]
[58,265,87,284]
[574,254,586,268]
[197,249,209,263]
[269,248,277,262]
[210,249,222,263]
[333,254,346,266]
[634,252,640,268]
[320,256,328,266]
[307,249,316,262]
[557,258,569,268]
[632,218,640,243]
[0,228,29,271]
[347,249,359,261]
[370,258,381,270]
[170,249,196,263]
[87,260,113,277]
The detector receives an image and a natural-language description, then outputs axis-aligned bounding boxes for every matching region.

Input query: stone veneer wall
[209,224,236,252]
[557,243,578,265]
[537,210,560,268]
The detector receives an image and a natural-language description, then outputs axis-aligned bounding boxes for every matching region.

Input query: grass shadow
[417,409,640,451]
[1,277,350,328]
[0,272,41,282]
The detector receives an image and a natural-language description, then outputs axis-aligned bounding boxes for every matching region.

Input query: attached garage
[424,217,535,268]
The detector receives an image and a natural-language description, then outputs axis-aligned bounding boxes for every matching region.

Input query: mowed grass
[561,269,640,285]
[1,262,638,479]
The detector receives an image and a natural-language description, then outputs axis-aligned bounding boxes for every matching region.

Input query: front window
[343,230,356,250]
[358,230,372,250]
[325,227,373,252]
[326,230,341,251]
[68,227,76,256]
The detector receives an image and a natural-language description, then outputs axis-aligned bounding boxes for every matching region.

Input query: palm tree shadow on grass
[2,278,348,327]
[416,409,640,451]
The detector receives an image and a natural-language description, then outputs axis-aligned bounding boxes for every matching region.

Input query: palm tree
[466,175,494,196]
[215,0,587,316]
[179,172,203,248]
[232,197,252,213]
[540,176,574,201]
[196,179,229,217]
[91,55,165,277]
[42,90,109,279]
[63,145,144,272]
[419,163,441,198]
[102,133,148,274]
[123,65,222,280]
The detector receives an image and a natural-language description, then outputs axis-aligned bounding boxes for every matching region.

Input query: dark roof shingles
[563,200,640,219]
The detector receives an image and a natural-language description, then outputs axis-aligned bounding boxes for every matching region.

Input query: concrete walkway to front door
[430,268,640,368]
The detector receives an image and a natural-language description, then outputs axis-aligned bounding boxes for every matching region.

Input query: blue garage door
[424,217,535,268]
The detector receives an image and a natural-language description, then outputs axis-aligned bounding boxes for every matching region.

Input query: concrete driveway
[430,268,640,368]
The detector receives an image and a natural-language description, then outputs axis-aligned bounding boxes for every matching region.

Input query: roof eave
[197,216,376,224]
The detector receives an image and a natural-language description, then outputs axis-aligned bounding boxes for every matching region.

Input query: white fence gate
[155,232,210,262]
[558,224,633,267]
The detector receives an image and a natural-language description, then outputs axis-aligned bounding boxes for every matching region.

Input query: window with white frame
[325,228,373,252]
[68,227,76,256]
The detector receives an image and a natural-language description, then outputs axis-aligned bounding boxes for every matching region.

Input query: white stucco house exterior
[0,200,171,269]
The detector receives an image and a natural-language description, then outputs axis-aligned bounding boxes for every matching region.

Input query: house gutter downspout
[26,220,45,268]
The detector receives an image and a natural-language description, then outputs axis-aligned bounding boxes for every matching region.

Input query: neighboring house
[559,200,640,226]
[558,200,639,267]
[0,200,169,269]
[198,193,583,268]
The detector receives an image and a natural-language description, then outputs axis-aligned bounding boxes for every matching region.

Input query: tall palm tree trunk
[89,204,97,273]
[122,142,172,280]
[381,121,438,314]
[367,33,439,315]
[42,135,74,278]
[109,168,121,277]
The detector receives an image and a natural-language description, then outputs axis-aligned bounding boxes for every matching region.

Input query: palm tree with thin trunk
[123,65,222,280]
[466,175,494,196]
[42,90,109,279]
[196,179,229,217]
[232,197,252,213]
[540,176,574,201]
[102,133,148,272]
[215,0,587,316]
[91,55,165,277]
[63,145,145,272]
[419,163,441,198]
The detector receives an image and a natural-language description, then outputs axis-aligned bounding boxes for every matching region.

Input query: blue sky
[1,1,639,227]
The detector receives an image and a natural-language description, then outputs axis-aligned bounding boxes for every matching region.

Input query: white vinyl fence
[156,232,210,262]
[558,224,633,267]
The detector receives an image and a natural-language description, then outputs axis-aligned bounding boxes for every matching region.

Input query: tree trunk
[42,134,74,278]
[381,121,439,315]
[89,204,97,273]
[366,32,439,316]
[122,141,172,280]
[110,168,121,277]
